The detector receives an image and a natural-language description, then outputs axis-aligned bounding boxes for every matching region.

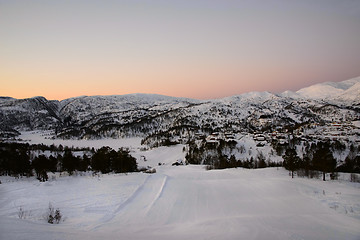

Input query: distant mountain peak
[290,76,360,102]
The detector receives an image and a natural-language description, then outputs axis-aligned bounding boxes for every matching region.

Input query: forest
[185,138,360,181]
[0,142,137,181]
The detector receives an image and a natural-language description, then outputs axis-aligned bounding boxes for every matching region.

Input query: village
[202,120,360,148]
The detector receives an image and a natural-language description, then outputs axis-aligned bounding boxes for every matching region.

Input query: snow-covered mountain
[0,96,60,137]
[335,81,360,103]
[0,77,359,139]
[295,76,360,104]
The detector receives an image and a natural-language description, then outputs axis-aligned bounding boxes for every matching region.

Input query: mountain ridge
[295,76,360,101]
[2,76,359,103]
[1,77,359,139]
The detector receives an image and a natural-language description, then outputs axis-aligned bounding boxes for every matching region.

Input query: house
[255,134,266,141]
[225,132,236,142]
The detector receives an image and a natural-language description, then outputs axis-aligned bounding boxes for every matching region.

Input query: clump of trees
[336,144,360,173]
[0,142,31,177]
[91,146,137,174]
[32,155,55,181]
[186,140,281,170]
[186,137,359,180]
[282,141,358,181]
[0,142,138,181]
[312,142,337,181]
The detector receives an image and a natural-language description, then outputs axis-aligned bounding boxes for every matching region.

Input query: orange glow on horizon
[1,1,359,100]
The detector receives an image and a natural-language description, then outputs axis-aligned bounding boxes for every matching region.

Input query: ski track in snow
[144,175,168,215]
[93,174,152,227]
[92,174,169,229]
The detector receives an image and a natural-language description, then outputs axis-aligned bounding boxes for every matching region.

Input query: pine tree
[61,150,78,175]
[312,142,336,181]
[283,148,300,178]
[32,155,50,182]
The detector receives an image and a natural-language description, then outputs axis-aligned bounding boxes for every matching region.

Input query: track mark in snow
[95,175,151,225]
[145,175,168,215]
[112,175,153,215]
[95,174,170,228]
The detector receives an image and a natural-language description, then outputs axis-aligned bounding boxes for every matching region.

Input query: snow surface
[297,83,344,99]
[295,76,360,102]
[336,82,360,102]
[1,166,359,240]
[1,132,360,240]
[18,131,143,151]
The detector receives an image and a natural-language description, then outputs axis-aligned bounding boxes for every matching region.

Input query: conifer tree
[283,148,300,178]
[312,142,336,181]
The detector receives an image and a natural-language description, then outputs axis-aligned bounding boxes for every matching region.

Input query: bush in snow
[18,206,31,219]
[54,209,62,224]
[46,203,62,224]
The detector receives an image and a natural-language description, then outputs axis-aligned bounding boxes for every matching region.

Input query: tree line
[185,140,282,170]
[0,142,137,181]
[283,141,360,181]
[186,138,359,181]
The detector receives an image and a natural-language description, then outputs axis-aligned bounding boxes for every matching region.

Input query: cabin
[225,132,236,143]
[255,134,266,141]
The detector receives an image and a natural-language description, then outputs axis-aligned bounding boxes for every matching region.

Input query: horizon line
[2,75,359,101]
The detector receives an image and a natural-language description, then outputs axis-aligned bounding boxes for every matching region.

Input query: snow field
[1,166,360,240]
[18,131,144,150]
[1,132,359,239]
[0,173,146,228]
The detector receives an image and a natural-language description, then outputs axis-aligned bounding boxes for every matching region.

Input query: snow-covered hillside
[0,77,359,140]
[335,81,360,103]
[296,76,360,104]
[0,96,59,137]
[1,166,359,240]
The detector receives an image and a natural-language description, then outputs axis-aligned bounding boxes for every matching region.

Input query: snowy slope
[335,81,360,103]
[297,84,342,99]
[1,166,359,240]
[296,76,360,102]
[278,90,301,99]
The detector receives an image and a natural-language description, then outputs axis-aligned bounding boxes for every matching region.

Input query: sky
[1,0,360,100]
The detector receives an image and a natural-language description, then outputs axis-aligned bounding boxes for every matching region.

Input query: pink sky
[1,0,360,100]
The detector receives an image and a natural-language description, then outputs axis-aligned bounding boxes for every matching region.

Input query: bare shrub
[54,209,62,224]
[46,203,62,224]
[18,206,31,219]
[18,207,25,219]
